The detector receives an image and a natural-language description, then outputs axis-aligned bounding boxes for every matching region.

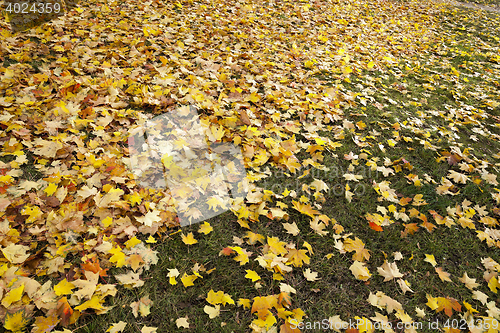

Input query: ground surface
[457,0,500,7]
[0,0,500,332]
[445,0,500,12]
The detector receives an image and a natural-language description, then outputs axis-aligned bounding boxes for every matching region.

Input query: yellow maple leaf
[297,196,308,205]
[238,298,251,309]
[181,232,198,245]
[207,124,225,142]
[247,92,261,103]
[75,295,104,311]
[292,201,320,218]
[33,315,60,333]
[34,139,63,158]
[303,268,320,281]
[206,196,227,211]
[101,216,113,228]
[458,272,479,290]
[245,270,261,282]
[206,290,234,306]
[302,241,314,255]
[140,326,158,333]
[20,205,42,223]
[54,278,75,296]
[342,66,352,75]
[206,290,222,305]
[251,295,278,317]
[435,297,461,317]
[253,312,277,329]
[304,60,315,69]
[4,310,29,332]
[2,283,24,307]
[310,217,328,236]
[424,254,437,267]
[356,121,367,130]
[244,231,265,245]
[267,236,288,256]
[87,154,105,168]
[44,183,58,196]
[426,294,439,310]
[130,296,152,318]
[125,236,142,249]
[181,273,197,287]
[175,317,189,329]
[128,192,142,206]
[448,170,469,184]
[412,194,428,206]
[135,210,162,227]
[344,237,370,262]
[229,246,250,265]
[198,222,213,235]
[97,188,125,208]
[355,317,373,332]
[377,261,404,282]
[145,236,157,244]
[108,247,126,268]
[285,249,310,267]
[463,301,478,314]
[488,276,500,293]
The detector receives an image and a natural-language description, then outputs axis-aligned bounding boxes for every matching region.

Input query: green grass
[74,213,257,332]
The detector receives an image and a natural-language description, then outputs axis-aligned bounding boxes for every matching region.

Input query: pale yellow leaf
[282,222,300,236]
[204,305,220,319]
[176,317,189,329]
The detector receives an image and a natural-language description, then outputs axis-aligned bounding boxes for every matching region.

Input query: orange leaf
[419,214,436,233]
[401,223,419,238]
[251,295,277,316]
[81,257,108,277]
[278,292,292,308]
[57,297,74,327]
[280,320,301,333]
[436,297,461,317]
[219,247,235,256]
[346,329,360,333]
[369,222,383,231]
[399,197,412,206]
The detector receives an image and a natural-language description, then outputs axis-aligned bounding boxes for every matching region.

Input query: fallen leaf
[204,305,220,319]
[176,317,190,329]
